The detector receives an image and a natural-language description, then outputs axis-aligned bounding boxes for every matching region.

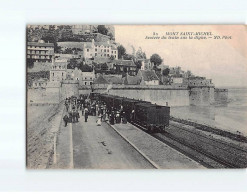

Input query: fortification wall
[79,86,92,95]
[93,85,190,107]
[27,88,60,104]
[60,80,79,99]
[214,88,228,103]
[94,85,218,107]
[189,87,215,106]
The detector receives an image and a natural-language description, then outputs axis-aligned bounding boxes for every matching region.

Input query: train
[93,93,170,133]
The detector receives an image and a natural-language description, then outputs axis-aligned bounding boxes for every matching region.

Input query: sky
[115,25,247,87]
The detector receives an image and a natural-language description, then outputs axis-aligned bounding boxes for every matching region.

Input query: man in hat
[63,114,69,127]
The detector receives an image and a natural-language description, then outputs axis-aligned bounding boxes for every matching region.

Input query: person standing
[63,114,69,127]
[84,107,89,122]
[96,114,102,126]
[122,112,127,124]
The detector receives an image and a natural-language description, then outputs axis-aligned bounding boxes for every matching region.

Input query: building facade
[67,68,95,86]
[138,70,159,85]
[139,59,153,70]
[82,39,118,59]
[27,40,54,63]
[32,78,48,88]
[50,62,67,82]
[112,59,136,76]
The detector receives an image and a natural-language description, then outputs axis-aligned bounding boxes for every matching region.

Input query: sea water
[170,87,247,136]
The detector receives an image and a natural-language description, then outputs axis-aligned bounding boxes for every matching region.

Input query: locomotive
[96,93,170,133]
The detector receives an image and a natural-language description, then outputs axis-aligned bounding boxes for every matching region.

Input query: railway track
[131,121,247,168]
[167,124,247,168]
[170,122,247,154]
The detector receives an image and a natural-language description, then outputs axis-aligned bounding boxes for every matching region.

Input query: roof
[57,42,84,49]
[93,74,109,84]
[112,59,136,67]
[34,78,48,82]
[46,81,61,88]
[93,57,111,64]
[140,70,159,81]
[104,75,124,84]
[124,75,141,85]
[28,42,54,47]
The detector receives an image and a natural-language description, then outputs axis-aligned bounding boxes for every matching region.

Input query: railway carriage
[99,94,116,111]
[89,92,100,101]
[134,103,170,132]
[114,97,124,110]
[98,94,170,133]
[122,98,142,122]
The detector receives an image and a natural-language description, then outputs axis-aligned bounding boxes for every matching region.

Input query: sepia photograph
[26,24,247,169]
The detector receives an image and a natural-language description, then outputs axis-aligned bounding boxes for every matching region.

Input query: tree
[67,58,79,69]
[54,42,62,53]
[117,45,126,59]
[108,32,114,40]
[136,47,146,59]
[97,25,108,35]
[150,54,163,67]
[123,54,135,61]
[110,55,115,60]
[135,60,142,69]
[27,58,35,69]
[80,64,92,72]
[162,68,170,76]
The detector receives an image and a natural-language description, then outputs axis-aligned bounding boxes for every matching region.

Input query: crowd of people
[62,95,128,127]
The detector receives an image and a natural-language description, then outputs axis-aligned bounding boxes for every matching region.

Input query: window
[90,82,92,85]
[104,49,106,52]
[53,73,54,76]
[62,73,63,76]
[59,66,61,69]
[87,49,89,52]
[85,82,87,85]
[95,49,97,51]
[107,49,109,52]
[95,53,97,56]
[85,77,87,80]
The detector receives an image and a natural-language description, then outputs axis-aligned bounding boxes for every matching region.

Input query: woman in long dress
[96,114,102,126]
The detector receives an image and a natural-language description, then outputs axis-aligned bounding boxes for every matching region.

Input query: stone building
[71,25,97,35]
[112,59,136,76]
[50,62,67,82]
[66,68,95,86]
[187,77,214,87]
[82,39,118,59]
[138,70,159,85]
[32,78,48,88]
[27,40,54,63]
[139,59,154,70]
[92,74,109,88]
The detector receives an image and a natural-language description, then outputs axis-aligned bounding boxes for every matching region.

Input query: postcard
[26,25,247,169]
